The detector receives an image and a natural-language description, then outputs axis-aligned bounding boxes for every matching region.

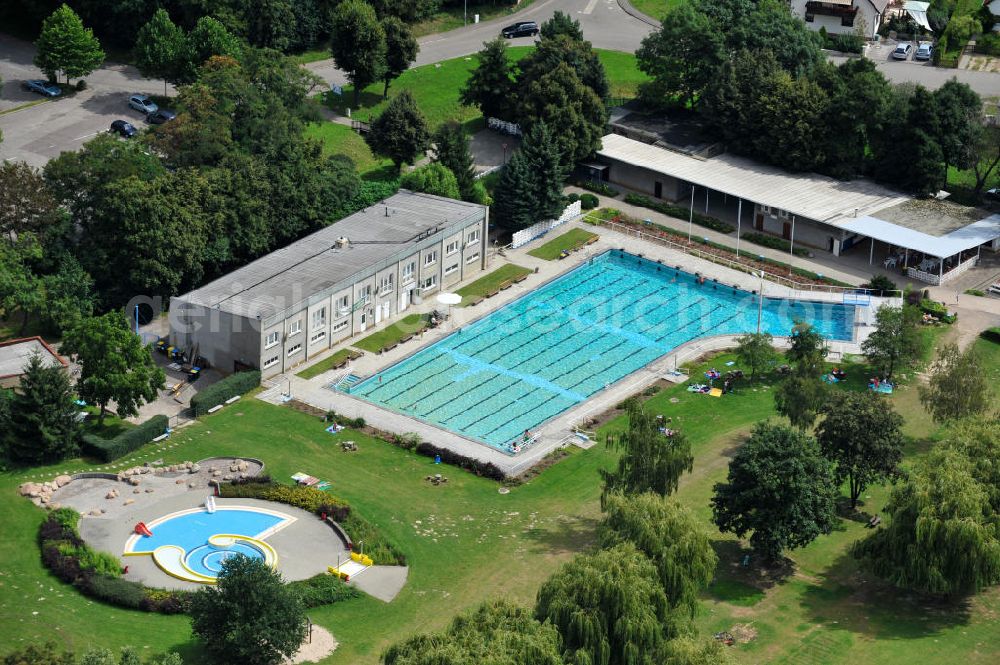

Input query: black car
[109,119,137,138]
[147,109,176,125]
[501,21,539,38]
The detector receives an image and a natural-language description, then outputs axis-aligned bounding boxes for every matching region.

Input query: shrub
[191,370,261,417]
[59,543,122,577]
[80,573,147,609]
[218,482,350,517]
[574,179,620,197]
[288,574,360,608]
[414,442,506,480]
[351,416,366,429]
[75,79,87,91]
[80,414,168,462]
[623,193,735,233]
[830,32,864,54]
[390,432,422,450]
[579,193,599,210]
[920,298,957,323]
[341,513,406,565]
[965,288,985,297]
[740,232,810,256]
[863,274,898,296]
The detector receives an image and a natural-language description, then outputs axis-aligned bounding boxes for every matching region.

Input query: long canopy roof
[838,214,1000,257]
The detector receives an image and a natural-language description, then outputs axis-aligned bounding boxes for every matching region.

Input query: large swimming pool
[350,250,855,451]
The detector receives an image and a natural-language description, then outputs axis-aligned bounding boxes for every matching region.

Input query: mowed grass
[454,263,532,305]
[322,47,649,132]
[629,0,684,22]
[295,348,360,380]
[353,313,430,353]
[2,328,998,663]
[304,121,393,178]
[527,229,598,260]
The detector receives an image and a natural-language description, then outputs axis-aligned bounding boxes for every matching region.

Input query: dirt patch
[730,623,758,643]
[286,624,337,664]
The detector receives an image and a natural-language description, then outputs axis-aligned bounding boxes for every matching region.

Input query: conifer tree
[431,122,477,201]
[365,90,430,169]
[490,151,535,230]
[7,353,79,464]
[519,122,568,221]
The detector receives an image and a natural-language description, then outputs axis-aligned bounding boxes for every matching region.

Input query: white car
[892,43,913,61]
[128,94,158,114]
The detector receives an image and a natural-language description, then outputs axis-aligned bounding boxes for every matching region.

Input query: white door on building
[400,288,411,312]
[381,301,390,322]
[360,312,367,332]
[375,302,383,325]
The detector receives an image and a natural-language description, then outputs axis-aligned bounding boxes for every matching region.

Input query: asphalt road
[0,33,174,168]
[3,0,1000,168]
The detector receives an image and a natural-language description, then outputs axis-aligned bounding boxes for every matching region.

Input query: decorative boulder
[175,478,186,484]
[105,491,117,500]
[54,475,72,488]
[19,483,40,497]
[124,499,135,506]
[190,463,200,473]
[128,477,140,486]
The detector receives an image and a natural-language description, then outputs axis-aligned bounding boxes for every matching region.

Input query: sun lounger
[708,388,723,397]
[325,424,345,434]
[990,283,1000,295]
[686,384,710,393]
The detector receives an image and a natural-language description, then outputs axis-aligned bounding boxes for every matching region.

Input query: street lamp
[756,270,765,334]
[502,143,508,165]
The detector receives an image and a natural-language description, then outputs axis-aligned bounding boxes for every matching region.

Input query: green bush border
[80,415,168,462]
[191,370,261,417]
[623,193,735,234]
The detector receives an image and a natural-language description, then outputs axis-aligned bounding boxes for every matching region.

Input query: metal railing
[596,218,903,300]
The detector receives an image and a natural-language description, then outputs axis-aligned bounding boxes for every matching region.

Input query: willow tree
[600,493,717,630]
[382,599,564,665]
[535,543,670,665]
[852,442,1000,597]
[601,400,693,505]
[918,342,991,424]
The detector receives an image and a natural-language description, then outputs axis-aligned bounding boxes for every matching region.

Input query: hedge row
[287,573,359,608]
[218,481,406,565]
[573,179,620,197]
[623,193,735,234]
[80,414,169,462]
[39,508,191,614]
[740,232,810,257]
[191,370,261,416]
[414,442,506,481]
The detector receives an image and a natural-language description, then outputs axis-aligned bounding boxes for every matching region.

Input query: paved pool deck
[261,219,895,477]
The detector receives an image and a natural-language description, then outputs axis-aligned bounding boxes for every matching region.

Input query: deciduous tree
[61,312,165,425]
[329,0,386,108]
[712,422,837,561]
[816,391,904,509]
[774,373,828,430]
[401,163,460,199]
[535,544,672,665]
[933,79,982,186]
[601,400,693,504]
[381,16,418,99]
[383,599,564,665]
[600,493,717,628]
[5,353,79,464]
[365,90,430,169]
[918,342,991,423]
[735,332,777,382]
[34,4,105,84]
[861,304,921,379]
[133,9,188,95]
[0,161,60,240]
[786,322,828,375]
[190,555,306,665]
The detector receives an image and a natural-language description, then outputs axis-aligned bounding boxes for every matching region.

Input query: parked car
[147,109,176,124]
[501,21,539,38]
[892,43,913,60]
[915,42,933,61]
[128,94,158,114]
[22,79,61,97]
[109,119,137,138]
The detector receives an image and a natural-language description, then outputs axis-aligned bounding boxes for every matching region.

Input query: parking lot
[0,34,173,167]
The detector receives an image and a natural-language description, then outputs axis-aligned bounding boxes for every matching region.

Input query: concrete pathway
[350,565,409,602]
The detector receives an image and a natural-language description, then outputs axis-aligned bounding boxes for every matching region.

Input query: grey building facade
[169,191,488,378]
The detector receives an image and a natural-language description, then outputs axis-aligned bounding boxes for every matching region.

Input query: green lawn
[304,121,394,178]
[454,263,532,305]
[629,0,683,22]
[410,0,539,37]
[2,318,997,663]
[295,348,361,380]
[321,47,649,132]
[527,229,598,260]
[353,313,430,353]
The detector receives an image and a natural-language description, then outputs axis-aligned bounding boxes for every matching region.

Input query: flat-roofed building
[0,337,68,389]
[169,191,488,377]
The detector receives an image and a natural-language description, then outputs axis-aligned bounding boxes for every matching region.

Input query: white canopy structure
[839,214,1000,258]
[902,1,931,31]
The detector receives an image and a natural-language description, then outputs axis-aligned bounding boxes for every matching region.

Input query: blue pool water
[130,508,287,558]
[186,541,266,576]
[351,250,855,451]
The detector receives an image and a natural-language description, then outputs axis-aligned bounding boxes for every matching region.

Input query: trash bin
[474,14,479,23]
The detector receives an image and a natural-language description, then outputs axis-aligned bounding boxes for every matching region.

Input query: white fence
[487,117,522,136]
[907,254,979,285]
[511,201,582,249]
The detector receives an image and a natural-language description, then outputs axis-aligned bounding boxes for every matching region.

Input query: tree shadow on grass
[521,514,600,556]
[800,549,973,640]
[710,539,795,597]
[362,163,400,182]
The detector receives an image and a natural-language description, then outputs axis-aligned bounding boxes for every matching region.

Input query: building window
[466,229,480,245]
[402,261,416,284]
[358,284,372,303]
[263,355,279,369]
[264,331,280,349]
[332,320,349,333]
[287,343,302,356]
[289,320,302,337]
[311,307,326,330]
[310,330,326,343]
[424,251,437,267]
[446,240,459,256]
[379,274,394,294]
[805,13,814,21]
[465,252,480,264]
[336,295,349,315]
[421,275,438,291]
[444,263,459,276]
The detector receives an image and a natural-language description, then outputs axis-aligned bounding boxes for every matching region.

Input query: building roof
[0,337,68,381]
[871,199,990,236]
[838,213,1000,257]
[174,191,486,321]
[598,133,910,225]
